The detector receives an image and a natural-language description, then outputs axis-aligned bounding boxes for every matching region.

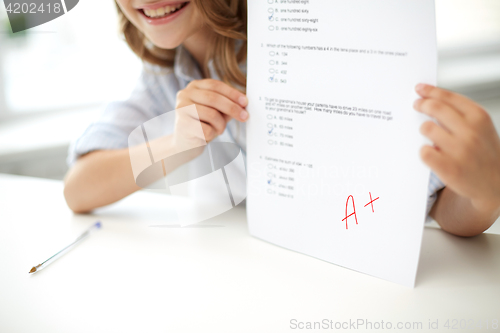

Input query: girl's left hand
[413,84,500,214]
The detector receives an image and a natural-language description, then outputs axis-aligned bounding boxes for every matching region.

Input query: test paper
[246,0,437,287]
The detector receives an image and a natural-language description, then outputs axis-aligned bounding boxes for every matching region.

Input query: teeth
[143,3,184,18]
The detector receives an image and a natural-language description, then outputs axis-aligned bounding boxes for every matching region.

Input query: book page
[246,0,437,287]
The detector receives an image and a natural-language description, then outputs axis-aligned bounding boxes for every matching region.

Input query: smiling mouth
[140,2,189,19]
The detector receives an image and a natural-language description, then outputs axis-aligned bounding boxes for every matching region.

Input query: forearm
[64,134,205,213]
[64,148,141,213]
[429,187,499,237]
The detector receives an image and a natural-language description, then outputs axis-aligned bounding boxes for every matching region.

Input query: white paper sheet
[246,0,437,287]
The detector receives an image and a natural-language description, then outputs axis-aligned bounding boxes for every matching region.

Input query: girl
[64,0,500,237]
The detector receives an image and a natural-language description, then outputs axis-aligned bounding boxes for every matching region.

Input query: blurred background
[0,0,499,180]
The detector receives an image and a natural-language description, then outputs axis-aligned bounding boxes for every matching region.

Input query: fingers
[189,88,248,122]
[195,79,248,108]
[420,145,459,184]
[200,122,219,142]
[177,79,248,132]
[188,80,249,122]
[175,105,225,144]
[414,84,495,155]
[420,121,456,152]
[222,113,232,123]
[413,98,467,134]
[196,105,227,135]
[415,84,487,122]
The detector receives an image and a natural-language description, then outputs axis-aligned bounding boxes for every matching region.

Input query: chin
[147,34,185,50]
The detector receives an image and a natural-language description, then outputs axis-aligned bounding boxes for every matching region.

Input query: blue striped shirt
[67,46,445,218]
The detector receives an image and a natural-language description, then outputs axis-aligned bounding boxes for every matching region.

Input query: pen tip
[29,267,36,273]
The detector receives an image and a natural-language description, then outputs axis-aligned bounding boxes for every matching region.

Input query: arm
[430,187,500,237]
[64,134,196,213]
[64,148,141,214]
[414,84,500,237]
[64,79,248,213]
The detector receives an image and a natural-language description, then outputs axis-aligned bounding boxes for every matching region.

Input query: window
[436,0,500,51]
[0,0,141,117]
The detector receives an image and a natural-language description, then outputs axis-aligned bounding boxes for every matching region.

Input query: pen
[29,221,102,274]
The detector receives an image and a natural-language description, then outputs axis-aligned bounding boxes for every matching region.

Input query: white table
[0,174,499,333]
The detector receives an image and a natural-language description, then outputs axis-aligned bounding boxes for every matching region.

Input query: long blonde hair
[116,0,247,88]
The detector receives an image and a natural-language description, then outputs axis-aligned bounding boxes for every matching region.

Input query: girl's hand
[175,79,248,143]
[414,84,500,214]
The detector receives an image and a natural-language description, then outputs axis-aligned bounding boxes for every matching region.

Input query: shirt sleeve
[425,171,446,221]
[67,64,175,166]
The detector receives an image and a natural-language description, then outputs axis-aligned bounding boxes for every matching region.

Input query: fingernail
[240,110,249,121]
[239,96,248,107]
[415,84,427,93]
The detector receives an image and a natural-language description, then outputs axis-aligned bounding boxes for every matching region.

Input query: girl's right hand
[175,79,249,143]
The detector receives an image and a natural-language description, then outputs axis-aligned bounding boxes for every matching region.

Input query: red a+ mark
[364,192,379,212]
[342,195,357,230]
